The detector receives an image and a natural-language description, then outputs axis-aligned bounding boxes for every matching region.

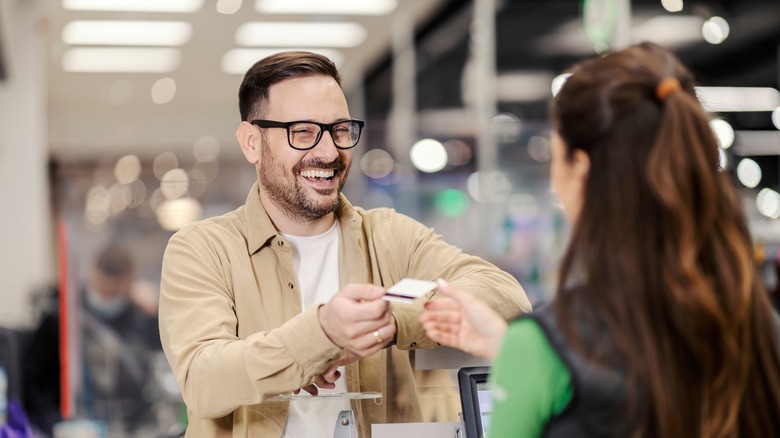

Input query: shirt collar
[244,181,363,254]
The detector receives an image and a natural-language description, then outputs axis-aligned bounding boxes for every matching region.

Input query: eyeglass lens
[289,121,361,149]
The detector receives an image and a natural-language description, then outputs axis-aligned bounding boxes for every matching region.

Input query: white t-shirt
[281,220,352,438]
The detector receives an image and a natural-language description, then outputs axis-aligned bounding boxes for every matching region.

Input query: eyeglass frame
[250,119,365,151]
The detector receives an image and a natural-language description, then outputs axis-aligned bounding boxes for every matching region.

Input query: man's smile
[300,168,335,181]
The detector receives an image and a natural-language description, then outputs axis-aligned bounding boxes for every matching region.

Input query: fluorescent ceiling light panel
[255,0,397,15]
[496,71,555,102]
[221,48,343,74]
[63,0,204,13]
[62,21,193,46]
[696,87,780,112]
[631,16,704,48]
[236,22,367,47]
[62,48,182,73]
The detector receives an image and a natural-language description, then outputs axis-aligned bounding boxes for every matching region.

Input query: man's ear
[237,121,260,164]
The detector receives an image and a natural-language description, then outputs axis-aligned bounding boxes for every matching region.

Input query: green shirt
[488,318,573,437]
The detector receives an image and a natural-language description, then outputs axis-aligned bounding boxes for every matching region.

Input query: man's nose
[310,129,339,160]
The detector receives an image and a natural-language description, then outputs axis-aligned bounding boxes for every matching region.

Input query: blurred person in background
[421,42,780,437]
[24,243,162,436]
[158,51,530,437]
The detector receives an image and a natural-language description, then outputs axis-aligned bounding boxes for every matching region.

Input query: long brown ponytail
[552,42,780,437]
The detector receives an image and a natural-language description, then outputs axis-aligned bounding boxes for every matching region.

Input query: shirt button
[288,282,294,289]
[409,342,417,348]
[277,240,284,247]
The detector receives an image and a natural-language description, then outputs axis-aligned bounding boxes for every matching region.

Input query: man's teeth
[301,169,335,179]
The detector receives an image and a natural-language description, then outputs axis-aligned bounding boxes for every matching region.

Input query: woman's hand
[420,279,508,361]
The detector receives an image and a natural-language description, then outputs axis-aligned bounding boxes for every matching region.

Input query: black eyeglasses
[250,119,365,150]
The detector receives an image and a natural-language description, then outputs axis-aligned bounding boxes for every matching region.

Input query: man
[25,243,161,435]
[158,51,531,437]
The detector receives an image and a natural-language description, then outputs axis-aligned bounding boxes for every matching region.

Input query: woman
[421,42,780,437]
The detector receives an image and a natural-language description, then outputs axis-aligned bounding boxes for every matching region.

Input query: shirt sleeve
[374,210,532,350]
[488,318,573,438]
[159,226,343,418]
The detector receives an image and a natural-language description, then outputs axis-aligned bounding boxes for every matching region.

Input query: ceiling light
[217,0,242,14]
[62,48,182,73]
[255,0,396,15]
[235,22,367,48]
[696,87,780,112]
[221,48,343,74]
[495,71,554,102]
[63,0,204,13]
[732,131,780,156]
[62,21,192,46]
[631,15,704,48]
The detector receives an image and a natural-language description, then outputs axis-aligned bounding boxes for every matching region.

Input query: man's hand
[293,353,360,396]
[420,279,507,361]
[318,284,396,358]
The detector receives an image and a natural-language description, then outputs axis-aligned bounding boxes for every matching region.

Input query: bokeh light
[114,154,142,184]
[702,16,729,44]
[467,171,511,202]
[122,179,147,208]
[84,185,111,226]
[160,168,190,199]
[193,135,221,162]
[527,135,551,162]
[151,77,177,104]
[710,118,734,149]
[493,113,522,144]
[443,139,472,166]
[156,197,203,231]
[360,149,395,179]
[756,188,780,219]
[410,139,447,173]
[154,152,179,180]
[736,158,761,188]
[108,183,128,216]
[661,0,683,12]
[434,189,469,217]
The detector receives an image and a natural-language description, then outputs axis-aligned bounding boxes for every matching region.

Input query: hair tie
[656,77,681,102]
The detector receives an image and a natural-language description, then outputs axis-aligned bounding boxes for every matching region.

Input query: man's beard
[258,141,350,223]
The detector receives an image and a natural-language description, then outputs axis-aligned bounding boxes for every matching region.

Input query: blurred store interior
[1,0,779,435]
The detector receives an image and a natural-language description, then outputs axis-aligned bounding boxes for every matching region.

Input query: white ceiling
[42,0,446,161]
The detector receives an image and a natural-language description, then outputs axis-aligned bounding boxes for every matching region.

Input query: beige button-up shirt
[159,182,531,437]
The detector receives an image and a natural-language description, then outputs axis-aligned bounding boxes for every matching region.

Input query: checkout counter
[335,347,491,438]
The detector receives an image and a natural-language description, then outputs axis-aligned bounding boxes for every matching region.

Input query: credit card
[383,278,437,303]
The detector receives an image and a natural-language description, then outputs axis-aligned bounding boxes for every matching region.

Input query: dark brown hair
[238,51,342,121]
[551,42,780,437]
[94,243,135,277]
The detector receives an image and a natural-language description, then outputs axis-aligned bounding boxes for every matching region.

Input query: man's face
[254,75,353,222]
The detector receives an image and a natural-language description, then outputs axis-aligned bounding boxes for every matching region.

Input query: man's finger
[314,375,336,389]
[339,284,386,301]
[301,384,318,396]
